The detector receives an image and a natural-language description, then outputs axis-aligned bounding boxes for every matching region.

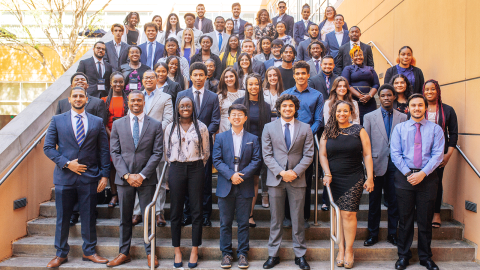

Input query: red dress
[101,96,125,130]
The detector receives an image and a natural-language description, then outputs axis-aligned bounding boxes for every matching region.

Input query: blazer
[56,94,107,125]
[145,90,173,131]
[232,59,266,81]
[205,31,230,56]
[231,18,248,40]
[177,88,221,136]
[293,20,314,46]
[334,42,374,75]
[104,40,130,71]
[272,14,295,37]
[325,30,350,58]
[110,114,163,186]
[213,130,262,198]
[318,19,348,36]
[194,17,214,34]
[296,37,329,61]
[43,111,110,185]
[263,57,282,70]
[76,57,113,98]
[384,65,425,94]
[308,72,338,101]
[307,58,320,77]
[262,118,314,187]
[363,108,407,176]
[253,52,273,63]
[162,78,183,105]
[139,41,165,69]
[190,51,223,80]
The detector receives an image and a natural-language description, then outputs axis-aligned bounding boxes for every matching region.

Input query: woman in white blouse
[159,13,182,44]
[164,96,209,268]
[263,66,284,122]
[324,76,360,126]
[217,67,245,133]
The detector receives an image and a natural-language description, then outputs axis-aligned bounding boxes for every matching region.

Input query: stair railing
[367,41,394,67]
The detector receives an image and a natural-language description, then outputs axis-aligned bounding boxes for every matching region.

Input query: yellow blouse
[220,52,238,68]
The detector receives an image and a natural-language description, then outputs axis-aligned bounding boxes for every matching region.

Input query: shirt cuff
[139,173,146,180]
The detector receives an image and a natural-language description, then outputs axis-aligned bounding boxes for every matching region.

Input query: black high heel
[249,215,256,228]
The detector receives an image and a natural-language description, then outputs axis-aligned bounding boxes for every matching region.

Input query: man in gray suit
[262,94,314,270]
[205,16,230,56]
[306,40,327,77]
[107,90,163,268]
[104,24,130,71]
[363,84,407,247]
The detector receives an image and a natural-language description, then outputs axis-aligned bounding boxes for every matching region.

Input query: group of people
[42,3,458,270]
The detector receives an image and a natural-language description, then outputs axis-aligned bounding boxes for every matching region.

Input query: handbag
[96,187,112,205]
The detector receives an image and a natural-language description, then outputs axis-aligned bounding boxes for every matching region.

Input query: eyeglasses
[278,6,286,9]
[144,76,156,81]
[230,114,245,118]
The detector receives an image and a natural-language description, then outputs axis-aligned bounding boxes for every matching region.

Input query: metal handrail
[367,41,394,67]
[144,162,169,270]
[309,0,328,22]
[456,145,480,178]
[0,129,48,187]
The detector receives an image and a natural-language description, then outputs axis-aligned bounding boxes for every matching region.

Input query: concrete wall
[337,0,480,261]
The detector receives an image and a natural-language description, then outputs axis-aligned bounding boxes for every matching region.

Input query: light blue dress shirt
[281,86,324,134]
[143,89,156,113]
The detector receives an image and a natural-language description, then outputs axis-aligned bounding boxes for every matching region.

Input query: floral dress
[218,90,245,133]
[254,23,277,40]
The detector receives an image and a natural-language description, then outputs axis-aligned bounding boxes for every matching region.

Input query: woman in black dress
[319,100,374,269]
[390,74,412,114]
[122,12,141,45]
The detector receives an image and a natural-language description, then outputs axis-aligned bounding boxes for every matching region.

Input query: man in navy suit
[139,22,165,70]
[325,14,350,58]
[264,39,284,70]
[43,86,110,268]
[293,4,314,46]
[231,3,247,39]
[334,26,374,75]
[213,104,262,269]
[296,24,328,62]
[76,41,113,98]
[104,24,130,71]
[177,62,220,227]
[272,1,294,37]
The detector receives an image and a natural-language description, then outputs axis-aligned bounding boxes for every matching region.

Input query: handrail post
[314,141,319,225]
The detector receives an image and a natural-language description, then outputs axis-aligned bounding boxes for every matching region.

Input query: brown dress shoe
[147,254,159,268]
[106,253,131,267]
[47,256,68,268]
[262,192,270,208]
[82,253,109,264]
[156,213,166,227]
[132,215,142,226]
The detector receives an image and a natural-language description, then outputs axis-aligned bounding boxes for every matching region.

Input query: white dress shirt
[350,40,360,49]
[232,128,244,157]
[303,20,310,39]
[335,30,344,46]
[114,41,122,57]
[192,85,205,106]
[214,29,223,45]
[281,117,294,143]
[71,110,89,138]
[167,30,177,39]
[93,57,105,77]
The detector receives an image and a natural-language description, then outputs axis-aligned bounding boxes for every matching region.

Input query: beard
[72,103,86,110]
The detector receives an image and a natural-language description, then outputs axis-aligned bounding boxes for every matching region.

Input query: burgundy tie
[413,122,422,168]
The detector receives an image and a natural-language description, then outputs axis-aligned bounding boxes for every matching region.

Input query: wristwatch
[405,171,413,177]
[64,161,71,168]
[123,173,130,180]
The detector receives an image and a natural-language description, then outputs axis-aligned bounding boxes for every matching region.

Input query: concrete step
[11,236,475,262]
[27,217,464,241]
[1,256,479,270]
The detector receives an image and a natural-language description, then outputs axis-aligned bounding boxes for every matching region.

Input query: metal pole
[151,205,156,270]
[314,146,319,225]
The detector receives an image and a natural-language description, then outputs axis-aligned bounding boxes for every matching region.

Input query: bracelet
[324,174,332,177]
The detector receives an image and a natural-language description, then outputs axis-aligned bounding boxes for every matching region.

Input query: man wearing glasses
[272,1,295,37]
[76,41,113,98]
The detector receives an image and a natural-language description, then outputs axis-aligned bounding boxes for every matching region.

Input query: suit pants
[268,181,307,257]
[117,184,155,255]
[170,160,205,247]
[368,158,399,237]
[184,153,213,220]
[133,162,168,215]
[54,181,97,258]
[285,163,313,220]
[395,170,438,261]
[434,166,445,213]
[218,185,253,257]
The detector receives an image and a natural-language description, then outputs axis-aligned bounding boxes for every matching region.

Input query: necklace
[251,100,258,105]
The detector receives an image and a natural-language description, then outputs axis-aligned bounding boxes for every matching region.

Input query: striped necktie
[75,115,86,146]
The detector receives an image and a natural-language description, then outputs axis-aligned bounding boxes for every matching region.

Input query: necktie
[198,19,202,31]
[284,123,291,150]
[133,116,139,148]
[325,75,330,90]
[195,90,201,115]
[97,61,102,78]
[147,42,153,69]
[218,32,223,51]
[315,60,320,74]
[304,21,308,30]
[75,115,85,147]
[413,122,422,168]
[234,19,238,31]
[382,110,392,140]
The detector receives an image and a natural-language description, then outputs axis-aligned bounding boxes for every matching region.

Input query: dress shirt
[71,110,89,137]
[114,41,122,57]
[232,128,244,157]
[281,118,294,142]
[94,57,105,77]
[143,89,156,113]
[273,57,282,67]
[381,107,393,140]
[303,20,310,39]
[396,64,416,87]
[350,40,360,49]
[192,85,205,105]
[157,81,168,93]
[214,29,223,45]
[232,18,239,31]
[146,40,156,68]
[281,86,324,134]
[277,14,285,21]
[164,122,210,165]
[167,30,177,39]
[335,30,344,46]
[390,118,445,176]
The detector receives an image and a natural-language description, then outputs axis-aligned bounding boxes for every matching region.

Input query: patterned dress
[254,23,277,40]
[218,90,245,133]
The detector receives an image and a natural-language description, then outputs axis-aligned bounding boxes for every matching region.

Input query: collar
[303,19,309,24]
[114,41,122,46]
[214,29,223,36]
[281,117,294,126]
[274,57,282,62]
[147,40,156,45]
[129,111,145,121]
[231,128,244,136]
[71,109,87,119]
[313,57,321,62]
[397,64,413,72]
[94,57,103,64]
[381,106,393,115]
[157,81,168,90]
[192,85,205,94]
[293,86,311,93]
[143,88,156,97]
[335,29,344,34]
[278,14,285,19]
[408,118,427,126]
[350,40,360,47]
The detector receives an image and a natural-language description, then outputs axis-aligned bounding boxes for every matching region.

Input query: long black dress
[326,124,365,212]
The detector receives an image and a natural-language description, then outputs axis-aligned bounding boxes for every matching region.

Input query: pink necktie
[198,19,202,31]
[413,122,422,168]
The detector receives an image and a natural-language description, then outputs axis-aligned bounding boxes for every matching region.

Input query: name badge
[97,79,105,91]
[129,78,138,90]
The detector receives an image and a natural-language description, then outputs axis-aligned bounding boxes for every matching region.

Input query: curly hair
[327,76,355,118]
[307,40,327,59]
[255,9,271,25]
[349,45,362,59]
[105,72,129,121]
[275,94,300,119]
[323,100,356,139]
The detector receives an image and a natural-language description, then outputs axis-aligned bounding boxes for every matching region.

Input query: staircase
[0,175,479,269]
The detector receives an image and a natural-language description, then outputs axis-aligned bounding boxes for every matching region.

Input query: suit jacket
[194,17,214,34]
[293,20,314,46]
[334,42,374,75]
[176,88,221,136]
[384,65,425,94]
[43,111,110,185]
[264,57,282,70]
[363,108,407,176]
[110,114,163,186]
[205,31,230,56]
[231,18,248,40]
[232,59,266,81]
[213,130,262,198]
[56,94,107,125]
[308,72,338,101]
[145,90,173,131]
[139,41,165,69]
[162,78,183,105]
[325,30,350,58]
[191,51,223,80]
[76,57,113,98]
[104,40,129,71]
[253,52,273,63]
[296,37,329,61]
[272,14,295,37]
[307,58,320,77]
[262,119,314,187]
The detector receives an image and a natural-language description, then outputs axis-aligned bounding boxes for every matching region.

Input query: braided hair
[323,100,356,139]
[166,55,185,90]
[242,73,268,133]
[105,72,129,121]
[422,79,445,131]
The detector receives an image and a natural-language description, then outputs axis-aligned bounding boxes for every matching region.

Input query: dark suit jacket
[194,17,214,34]
[139,41,165,69]
[43,111,110,185]
[162,78,183,105]
[293,20,314,46]
[104,40,129,71]
[232,59,266,81]
[110,114,163,186]
[308,72,338,103]
[76,57,113,98]
[264,57,283,70]
[318,19,348,34]
[325,30,350,58]
[191,51,223,80]
[213,130,262,198]
[232,18,248,40]
[296,37,329,61]
[334,42,374,75]
[177,88,221,136]
[384,65,425,94]
[56,94,107,125]
[272,14,295,37]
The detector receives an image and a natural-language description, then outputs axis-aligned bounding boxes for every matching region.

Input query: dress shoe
[364,236,378,246]
[132,215,142,226]
[395,258,409,270]
[238,254,249,269]
[295,256,311,269]
[47,256,68,268]
[188,261,198,268]
[69,213,79,227]
[304,219,310,229]
[387,234,398,246]
[107,253,131,267]
[262,192,270,208]
[263,256,280,269]
[420,259,439,270]
[282,218,292,228]
[181,216,192,226]
[82,253,109,264]
[221,254,233,268]
[174,252,183,268]
[156,213,166,227]
[203,217,212,227]
[321,204,329,211]
[147,254,159,268]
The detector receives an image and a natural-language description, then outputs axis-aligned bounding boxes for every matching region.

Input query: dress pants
[368,158,399,237]
[184,152,213,220]
[434,166,445,213]
[268,181,307,257]
[169,160,205,247]
[285,163,313,220]
[133,162,167,216]
[117,184,155,255]
[218,184,253,256]
[395,170,438,261]
[54,181,97,258]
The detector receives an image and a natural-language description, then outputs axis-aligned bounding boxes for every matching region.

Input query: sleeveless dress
[326,124,365,212]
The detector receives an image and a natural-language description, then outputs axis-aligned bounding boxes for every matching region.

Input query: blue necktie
[147,42,153,69]
[284,123,291,150]
[133,116,139,148]
[75,115,85,147]
[315,60,320,74]
[382,110,392,141]
[218,32,223,52]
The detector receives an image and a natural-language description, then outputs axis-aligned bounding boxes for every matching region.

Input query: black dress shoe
[387,234,398,246]
[203,217,212,227]
[263,256,280,269]
[295,256,310,270]
[420,259,439,270]
[395,258,409,270]
[363,236,378,246]
[181,217,192,226]
[69,212,79,227]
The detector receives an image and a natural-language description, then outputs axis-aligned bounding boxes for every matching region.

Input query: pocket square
[246,142,253,144]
